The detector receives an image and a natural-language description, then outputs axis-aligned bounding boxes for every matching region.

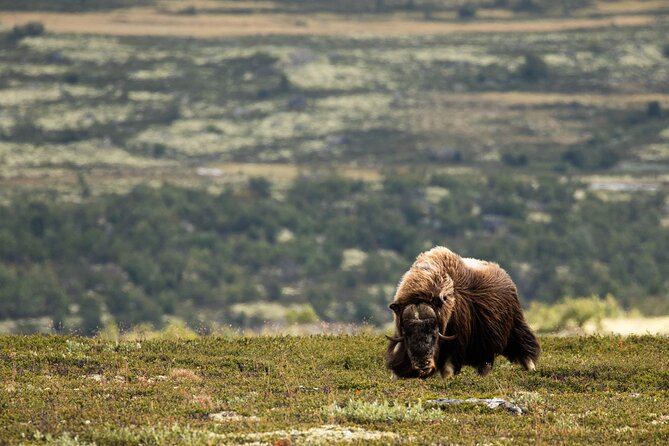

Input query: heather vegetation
[1,335,669,445]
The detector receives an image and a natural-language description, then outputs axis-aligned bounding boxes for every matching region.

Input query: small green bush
[526,294,625,333]
[647,101,662,118]
[8,22,45,42]
[285,304,319,325]
[518,53,548,81]
[457,4,478,19]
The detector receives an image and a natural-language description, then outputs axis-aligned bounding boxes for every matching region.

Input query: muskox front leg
[439,357,456,379]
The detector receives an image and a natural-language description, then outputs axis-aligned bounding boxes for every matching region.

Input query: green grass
[1,335,668,444]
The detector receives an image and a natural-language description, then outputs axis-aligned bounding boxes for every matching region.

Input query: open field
[1,9,663,37]
[1,335,668,445]
[599,316,669,335]
[1,21,668,199]
[2,0,669,38]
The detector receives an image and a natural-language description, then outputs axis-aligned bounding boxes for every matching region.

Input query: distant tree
[502,152,528,166]
[647,101,662,118]
[77,172,91,199]
[63,72,79,84]
[518,53,548,81]
[8,22,45,42]
[421,0,435,19]
[79,294,102,336]
[513,0,543,12]
[457,4,478,19]
[248,177,272,199]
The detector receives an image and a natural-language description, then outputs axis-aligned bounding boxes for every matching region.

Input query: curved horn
[385,334,404,343]
[439,333,457,342]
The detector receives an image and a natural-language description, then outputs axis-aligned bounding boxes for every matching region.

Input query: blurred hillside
[0,0,668,334]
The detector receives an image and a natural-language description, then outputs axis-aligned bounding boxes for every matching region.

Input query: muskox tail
[503,314,541,370]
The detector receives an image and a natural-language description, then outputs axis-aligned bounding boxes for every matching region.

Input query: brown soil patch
[436,92,669,107]
[211,163,382,183]
[590,0,669,15]
[0,9,661,38]
[169,368,202,381]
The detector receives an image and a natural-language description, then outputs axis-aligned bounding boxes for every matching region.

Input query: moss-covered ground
[1,335,668,445]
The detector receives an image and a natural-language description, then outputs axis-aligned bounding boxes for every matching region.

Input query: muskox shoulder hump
[462,257,489,271]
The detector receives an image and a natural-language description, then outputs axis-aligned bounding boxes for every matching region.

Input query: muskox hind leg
[477,359,494,376]
[503,315,541,371]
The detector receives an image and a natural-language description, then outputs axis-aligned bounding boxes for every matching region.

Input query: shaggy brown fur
[385,246,540,379]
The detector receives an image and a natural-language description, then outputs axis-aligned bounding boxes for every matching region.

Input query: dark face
[399,304,441,377]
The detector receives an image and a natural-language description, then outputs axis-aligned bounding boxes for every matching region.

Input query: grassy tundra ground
[1,335,668,445]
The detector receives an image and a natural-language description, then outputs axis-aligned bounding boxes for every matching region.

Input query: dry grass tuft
[169,368,202,381]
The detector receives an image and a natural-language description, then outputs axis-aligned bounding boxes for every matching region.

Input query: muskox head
[387,301,455,378]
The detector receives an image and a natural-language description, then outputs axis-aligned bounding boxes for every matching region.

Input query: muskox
[385,246,540,379]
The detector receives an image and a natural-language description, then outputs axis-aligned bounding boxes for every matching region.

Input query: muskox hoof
[477,362,493,376]
[440,360,455,379]
[522,358,536,371]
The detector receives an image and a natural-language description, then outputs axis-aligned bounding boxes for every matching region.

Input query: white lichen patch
[129,63,180,80]
[21,35,134,64]
[131,93,392,158]
[35,104,134,131]
[0,140,173,169]
[617,43,665,68]
[191,45,294,67]
[0,113,15,133]
[0,86,61,106]
[649,414,669,425]
[286,59,388,91]
[224,425,399,445]
[511,391,543,411]
[6,64,71,76]
[411,46,504,66]
[208,411,259,422]
[131,120,249,156]
[128,91,175,102]
[324,399,444,423]
[544,52,609,72]
[317,93,391,125]
[635,143,669,162]
[61,84,109,99]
